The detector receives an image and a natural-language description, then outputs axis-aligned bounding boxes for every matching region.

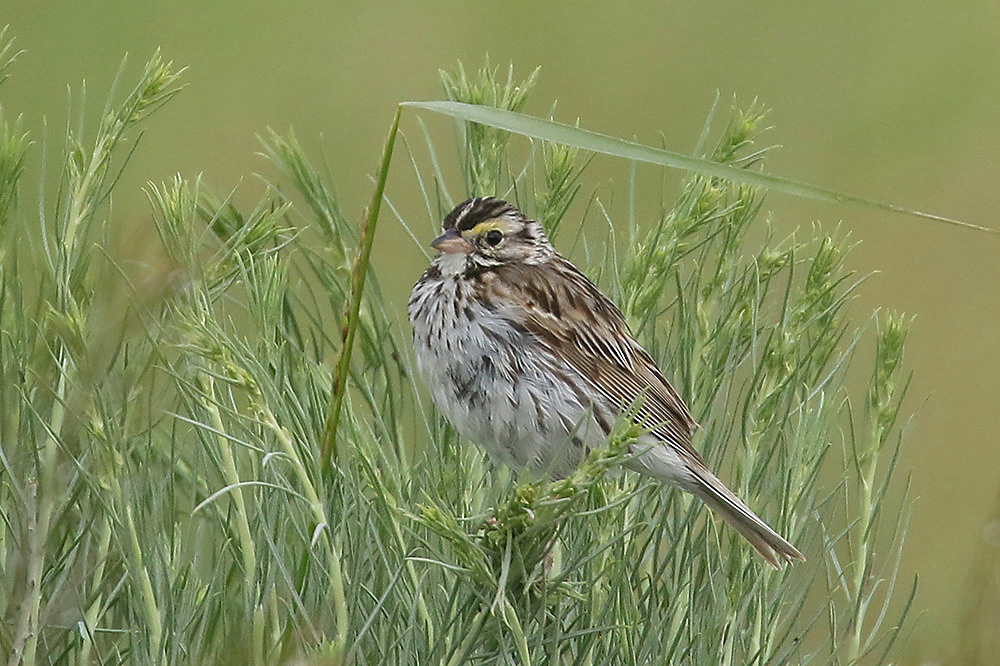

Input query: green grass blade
[321,105,402,466]
[403,100,993,233]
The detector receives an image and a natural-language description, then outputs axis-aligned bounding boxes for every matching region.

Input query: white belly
[410,275,606,477]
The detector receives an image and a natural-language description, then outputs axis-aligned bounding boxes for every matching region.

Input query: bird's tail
[689,465,804,568]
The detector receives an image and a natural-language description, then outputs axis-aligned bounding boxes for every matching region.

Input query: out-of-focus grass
[958,488,1000,665]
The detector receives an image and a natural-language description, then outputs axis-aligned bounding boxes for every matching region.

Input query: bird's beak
[430,228,473,254]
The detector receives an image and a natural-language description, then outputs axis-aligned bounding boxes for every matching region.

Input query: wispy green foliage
[440,59,539,197]
[534,138,586,240]
[0,25,21,88]
[0,40,915,666]
[0,47,185,666]
[0,111,27,233]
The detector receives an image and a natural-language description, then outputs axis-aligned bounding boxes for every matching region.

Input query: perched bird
[408,197,804,567]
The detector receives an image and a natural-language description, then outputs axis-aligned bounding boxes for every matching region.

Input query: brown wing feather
[485,257,805,566]
[488,257,703,463]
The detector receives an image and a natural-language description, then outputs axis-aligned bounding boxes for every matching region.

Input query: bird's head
[431,197,553,271]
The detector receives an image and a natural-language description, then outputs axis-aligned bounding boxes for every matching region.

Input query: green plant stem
[260,403,348,656]
[7,365,67,666]
[848,458,877,663]
[204,375,258,581]
[6,481,38,666]
[8,121,93,664]
[199,374,262,665]
[126,505,164,665]
[78,515,112,664]
[321,105,401,466]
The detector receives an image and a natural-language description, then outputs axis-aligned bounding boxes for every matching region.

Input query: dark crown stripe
[444,197,518,232]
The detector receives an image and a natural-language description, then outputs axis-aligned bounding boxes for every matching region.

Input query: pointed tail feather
[690,467,805,568]
[626,442,804,567]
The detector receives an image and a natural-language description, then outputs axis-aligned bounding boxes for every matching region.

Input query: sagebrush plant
[0,39,915,666]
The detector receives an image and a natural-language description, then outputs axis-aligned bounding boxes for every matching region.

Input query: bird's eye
[485,229,503,247]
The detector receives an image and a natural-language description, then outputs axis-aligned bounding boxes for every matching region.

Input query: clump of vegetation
[0,38,913,666]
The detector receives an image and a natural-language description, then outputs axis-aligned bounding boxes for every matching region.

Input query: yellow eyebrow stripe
[462,220,500,237]
[463,218,517,237]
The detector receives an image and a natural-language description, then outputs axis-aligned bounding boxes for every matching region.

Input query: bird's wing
[488,258,702,462]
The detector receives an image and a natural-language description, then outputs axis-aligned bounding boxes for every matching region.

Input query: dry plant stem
[322,105,402,466]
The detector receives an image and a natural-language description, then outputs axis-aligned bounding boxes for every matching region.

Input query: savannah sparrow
[408,197,804,567]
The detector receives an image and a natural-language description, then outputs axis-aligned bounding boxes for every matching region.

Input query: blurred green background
[2,1,998,662]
